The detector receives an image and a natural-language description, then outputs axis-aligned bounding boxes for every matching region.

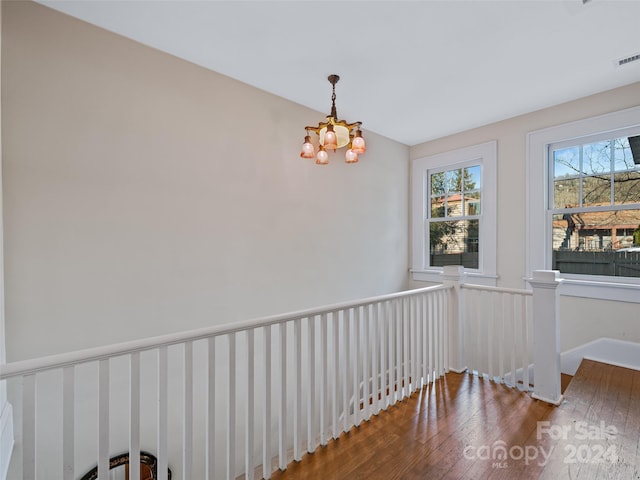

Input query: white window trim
[412,141,497,286]
[526,105,640,303]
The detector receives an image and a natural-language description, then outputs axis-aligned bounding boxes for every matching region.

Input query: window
[412,141,497,285]
[550,135,640,277]
[527,106,640,302]
[429,164,481,268]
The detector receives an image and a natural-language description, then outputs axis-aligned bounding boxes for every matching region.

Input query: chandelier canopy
[300,74,366,165]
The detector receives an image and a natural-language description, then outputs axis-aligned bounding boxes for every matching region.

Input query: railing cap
[529,269,563,288]
[441,265,465,280]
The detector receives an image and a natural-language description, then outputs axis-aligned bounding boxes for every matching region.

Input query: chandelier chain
[330,82,337,119]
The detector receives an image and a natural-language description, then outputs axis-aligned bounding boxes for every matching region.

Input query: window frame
[526,105,640,303]
[412,141,497,285]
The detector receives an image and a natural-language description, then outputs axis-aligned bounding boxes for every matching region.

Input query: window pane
[613,138,635,172]
[463,165,481,190]
[429,220,479,269]
[551,209,640,278]
[446,194,463,217]
[464,191,481,215]
[614,170,640,205]
[554,178,579,209]
[430,172,445,196]
[445,169,462,195]
[582,141,611,175]
[553,146,580,179]
[431,196,445,218]
[581,175,611,206]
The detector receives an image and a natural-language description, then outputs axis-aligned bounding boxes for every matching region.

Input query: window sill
[411,269,498,286]
[556,275,640,304]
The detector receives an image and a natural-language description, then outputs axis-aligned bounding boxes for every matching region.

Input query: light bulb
[345,148,358,163]
[324,125,338,151]
[300,135,315,158]
[351,129,366,154]
[316,146,329,165]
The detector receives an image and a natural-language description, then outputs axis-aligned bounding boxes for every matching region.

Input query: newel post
[529,270,563,405]
[441,266,466,373]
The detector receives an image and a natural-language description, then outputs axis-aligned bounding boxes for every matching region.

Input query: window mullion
[429,215,479,223]
[579,145,584,208]
[610,140,615,206]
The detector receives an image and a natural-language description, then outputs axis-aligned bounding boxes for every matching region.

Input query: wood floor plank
[268,360,639,480]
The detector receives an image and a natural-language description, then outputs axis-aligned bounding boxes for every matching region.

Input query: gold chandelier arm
[304,126,322,136]
[305,120,362,135]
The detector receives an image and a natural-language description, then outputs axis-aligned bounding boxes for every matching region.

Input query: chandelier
[300,74,366,165]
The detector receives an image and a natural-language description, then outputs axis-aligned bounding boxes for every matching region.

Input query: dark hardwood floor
[269,360,640,480]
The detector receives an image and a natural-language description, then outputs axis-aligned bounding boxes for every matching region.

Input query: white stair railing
[447,267,563,404]
[461,284,534,390]
[0,284,451,480]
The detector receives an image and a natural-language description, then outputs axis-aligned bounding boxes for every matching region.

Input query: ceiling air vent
[616,53,640,67]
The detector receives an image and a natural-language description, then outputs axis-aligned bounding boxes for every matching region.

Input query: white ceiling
[36,0,640,146]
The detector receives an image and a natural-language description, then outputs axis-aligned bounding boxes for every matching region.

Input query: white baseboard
[0,402,14,480]
[531,392,564,406]
[561,338,640,376]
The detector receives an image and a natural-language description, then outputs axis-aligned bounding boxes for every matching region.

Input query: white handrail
[460,283,532,296]
[0,284,450,380]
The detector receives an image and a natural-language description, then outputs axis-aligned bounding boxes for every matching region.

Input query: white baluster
[521,295,529,390]
[510,294,517,388]
[427,293,433,384]
[441,289,448,375]
[402,298,411,398]
[246,330,255,480]
[414,296,420,391]
[278,323,287,471]
[410,296,417,392]
[63,366,74,480]
[475,291,482,375]
[320,313,328,446]
[307,316,315,453]
[331,311,339,440]
[498,294,506,384]
[433,292,444,380]
[423,294,428,384]
[395,300,402,402]
[206,337,216,480]
[227,334,236,480]
[417,293,428,388]
[98,359,110,480]
[362,305,370,421]
[388,300,396,406]
[342,309,350,433]
[184,342,193,480]
[526,295,534,390]
[352,307,360,427]
[378,302,389,409]
[22,374,36,480]
[370,303,379,415]
[487,292,494,378]
[263,326,272,479]
[293,319,302,461]
[129,353,141,480]
[157,347,168,480]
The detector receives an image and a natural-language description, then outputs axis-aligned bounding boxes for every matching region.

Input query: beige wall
[0,4,13,478]
[2,1,409,361]
[3,0,639,364]
[410,81,640,350]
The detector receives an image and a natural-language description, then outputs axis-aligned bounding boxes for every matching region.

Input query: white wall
[409,81,640,351]
[0,3,16,478]
[2,1,409,362]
